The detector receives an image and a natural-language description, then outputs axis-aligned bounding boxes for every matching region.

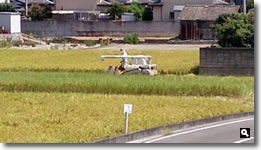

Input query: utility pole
[25,0,28,17]
[243,0,247,14]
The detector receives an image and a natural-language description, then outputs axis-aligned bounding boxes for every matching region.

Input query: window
[170,12,174,20]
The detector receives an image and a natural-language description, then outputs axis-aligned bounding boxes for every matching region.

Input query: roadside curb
[93,112,254,143]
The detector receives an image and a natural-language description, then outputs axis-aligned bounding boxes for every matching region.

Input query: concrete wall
[199,47,254,76]
[21,20,180,37]
[0,34,22,41]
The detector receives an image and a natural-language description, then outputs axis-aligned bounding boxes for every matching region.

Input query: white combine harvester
[101,55,158,75]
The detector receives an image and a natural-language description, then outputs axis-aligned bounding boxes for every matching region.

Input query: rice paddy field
[0,49,199,74]
[0,49,254,143]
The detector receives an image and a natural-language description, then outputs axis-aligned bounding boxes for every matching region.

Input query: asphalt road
[143,117,254,143]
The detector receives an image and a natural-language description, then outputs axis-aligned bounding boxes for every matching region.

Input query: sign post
[124,112,129,134]
[123,104,132,134]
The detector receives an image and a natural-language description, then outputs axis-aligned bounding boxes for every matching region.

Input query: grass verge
[0,92,253,143]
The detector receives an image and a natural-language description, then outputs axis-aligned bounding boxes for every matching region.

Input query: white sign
[124,104,132,114]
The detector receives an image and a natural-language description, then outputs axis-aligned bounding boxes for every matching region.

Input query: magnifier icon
[241,129,249,137]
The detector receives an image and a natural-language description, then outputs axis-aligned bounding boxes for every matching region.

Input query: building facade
[55,0,98,11]
[178,5,240,40]
[150,0,229,22]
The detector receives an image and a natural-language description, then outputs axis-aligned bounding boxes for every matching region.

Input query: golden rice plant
[0,49,199,74]
[0,92,253,143]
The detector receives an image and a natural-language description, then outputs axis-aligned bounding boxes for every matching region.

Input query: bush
[212,13,254,48]
[12,41,23,47]
[100,39,111,46]
[27,33,40,39]
[23,40,37,47]
[0,3,15,12]
[123,33,139,44]
[0,41,12,48]
[107,3,153,21]
[84,40,97,46]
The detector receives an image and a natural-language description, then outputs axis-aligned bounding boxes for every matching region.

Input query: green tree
[0,3,15,12]
[29,4,43,21]
[247,0,254,12]
[142,7,153,21]
[42,4,53,19]
[212,13,254,48]
[107,3,127,20]
[29,4,53,21]
[127,2,144,21]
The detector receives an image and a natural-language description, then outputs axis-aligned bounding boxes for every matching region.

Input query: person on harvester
[120,48,129,70]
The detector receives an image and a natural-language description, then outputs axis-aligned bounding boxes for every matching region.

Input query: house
[55,0,98,11]
[54,0,236,22]
[178,5,240,40]
[149,0,233,22]
[10,0,54,12]
[52,10,100,21]
[55,0,150,12]
[53,0,151,21]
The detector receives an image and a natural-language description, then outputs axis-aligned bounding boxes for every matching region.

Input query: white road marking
[144,117,254,143]
[234,137,254,143]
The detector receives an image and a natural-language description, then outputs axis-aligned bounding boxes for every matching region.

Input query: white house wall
[10,14,21,33]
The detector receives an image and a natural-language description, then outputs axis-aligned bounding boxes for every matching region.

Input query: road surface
[140,117,254,143]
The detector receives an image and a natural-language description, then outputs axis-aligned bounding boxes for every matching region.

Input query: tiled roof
[178,5,240,21]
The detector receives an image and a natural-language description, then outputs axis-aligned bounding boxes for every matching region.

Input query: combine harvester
[101,55,158,76]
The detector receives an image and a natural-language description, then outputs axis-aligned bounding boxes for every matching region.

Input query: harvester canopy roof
[101,55,151,61]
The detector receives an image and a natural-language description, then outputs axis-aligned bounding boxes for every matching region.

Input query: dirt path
[11,43,211,51]
[97,43,211,50]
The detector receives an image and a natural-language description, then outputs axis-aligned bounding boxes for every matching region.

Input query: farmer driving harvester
[120,48,129,69]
